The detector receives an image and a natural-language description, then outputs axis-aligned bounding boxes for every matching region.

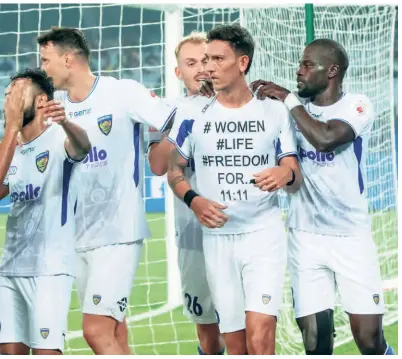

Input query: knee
[83,320,113,346]
[297,309,334,355]
[352,326,383,354]
[246,317,276,355]
[247,329,275,355]
[197,323,223,354]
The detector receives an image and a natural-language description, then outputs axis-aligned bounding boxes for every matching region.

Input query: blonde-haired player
[148,32,224,355]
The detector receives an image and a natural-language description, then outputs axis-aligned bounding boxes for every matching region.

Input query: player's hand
[253,166,293,192]
[250,80,290,102]
[4,80,26,132]
[199,79,215,98]
[190,196,228,228]
[40,100,68,126]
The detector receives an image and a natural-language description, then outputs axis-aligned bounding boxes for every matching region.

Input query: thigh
[333,234,385,315]
[288,229,336,318]
[81,242,143,322]
[241,227,287,318]
[202,233,245,334]
[178,247,217,325]
[25,275,74,352]
[0,276,29,347]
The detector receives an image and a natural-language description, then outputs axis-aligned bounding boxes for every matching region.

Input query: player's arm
[41,100,91,161]
[148,138,175,176]
[0,184,9,200]
[122,79,177,133]
[253,105,302,193]
[0,80,25,185]
[167,148,228,228]
[251,80,355,152]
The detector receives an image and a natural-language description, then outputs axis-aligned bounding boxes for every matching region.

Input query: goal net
[0,3,397,355]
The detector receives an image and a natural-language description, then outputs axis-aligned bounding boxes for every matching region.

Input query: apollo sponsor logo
[299,147,335,167]
[10,184,41,203]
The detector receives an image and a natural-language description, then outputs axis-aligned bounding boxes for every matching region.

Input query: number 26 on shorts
[184,293,203,316]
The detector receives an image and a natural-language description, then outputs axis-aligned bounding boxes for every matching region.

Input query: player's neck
[312,84,343,106]
[66,69,97,102]
[20,116,48,144]
[217,79,253,108]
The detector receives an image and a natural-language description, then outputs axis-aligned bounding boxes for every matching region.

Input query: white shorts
[0,275,73,351]
[203,228,287,334]
[288,228,385,318]
[178,248,217,324]
[75,242,143,322]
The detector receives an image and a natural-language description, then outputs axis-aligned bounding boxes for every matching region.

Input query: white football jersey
[55,76,176,252]
[149,95,206,250]
[287,92,374,235]
[169,95,298,235]
[0,125,79,276]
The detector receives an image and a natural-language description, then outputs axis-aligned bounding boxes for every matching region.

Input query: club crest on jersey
[40,328,50,339]
[98,115,113,136]
[36,151,49,173]
[356,102,366,116]
[373,294,380,305]
[262,294,271,305]
[93,294,102,305]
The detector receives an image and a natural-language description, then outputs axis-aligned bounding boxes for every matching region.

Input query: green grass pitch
[0,213,397,354]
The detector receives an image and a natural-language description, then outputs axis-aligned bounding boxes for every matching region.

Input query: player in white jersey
[0,68,91,355]
[148,33,224,355]
[37,28,176,354]
[168,24,302,355]
[250,39,395,355]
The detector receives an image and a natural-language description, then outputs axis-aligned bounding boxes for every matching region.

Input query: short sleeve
[275,104,298,161]
[329,95,374,138]
[120,79,176,132]
[167,106,194,161]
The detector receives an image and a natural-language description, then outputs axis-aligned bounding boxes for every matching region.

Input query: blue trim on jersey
[353,136,364,194]
[133,123,140,187]
[176,119,195,147]
[167,136,176,145]
[176,145,190,161]
[61,159,75,226]
[275,138,282,157]
[277,151,297,161]
[21,125,52,146]
[67,76,100,103]
[160,107,177,133]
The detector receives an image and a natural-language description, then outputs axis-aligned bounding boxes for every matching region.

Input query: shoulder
[177,95,213,117]
[342,93,374,117]
[259,97,289,118]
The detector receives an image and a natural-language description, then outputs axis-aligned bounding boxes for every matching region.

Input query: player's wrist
[286,168,296,186]
[183,189,199,208]
[284,92,303,111]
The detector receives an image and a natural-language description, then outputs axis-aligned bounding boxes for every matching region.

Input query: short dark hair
[207,24,255,75]
[11,68,55,101]
[308,39,349,81]
[37,27,90,60]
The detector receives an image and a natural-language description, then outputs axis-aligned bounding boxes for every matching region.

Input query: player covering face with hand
[0,68,91,355]
[168,24,302,355]
[249,39,395,355]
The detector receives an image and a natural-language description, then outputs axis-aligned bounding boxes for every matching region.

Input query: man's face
[4,79,36,127]
[176,42,208,95]
[40,42,69,90]
[205,40,247,92]
[296,46,331,98]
